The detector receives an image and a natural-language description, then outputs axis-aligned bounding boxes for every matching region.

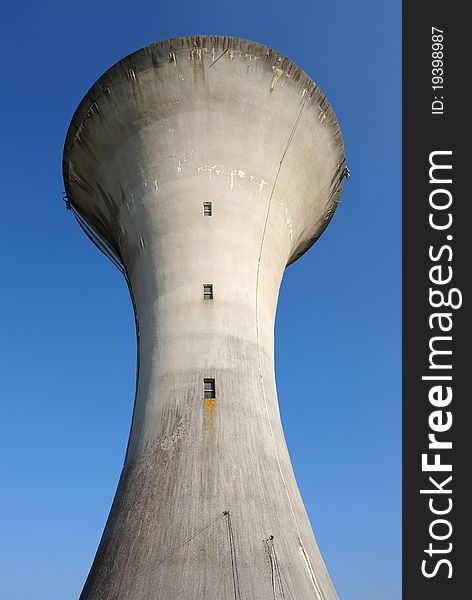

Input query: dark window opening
[204,378,216,398]
[203,202,212,216]
[203,284,213,300]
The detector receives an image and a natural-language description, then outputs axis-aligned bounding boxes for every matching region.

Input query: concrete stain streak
[270,66,284,91]
[202,397,217,436]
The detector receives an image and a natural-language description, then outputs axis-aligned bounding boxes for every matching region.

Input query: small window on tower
[204,378,216,398]
[203,284,213,300]
[203,202,212,216]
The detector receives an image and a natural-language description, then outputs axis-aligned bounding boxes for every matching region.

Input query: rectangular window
[204,378,216,398]
[203,284,213,299]
[203,202,212,216]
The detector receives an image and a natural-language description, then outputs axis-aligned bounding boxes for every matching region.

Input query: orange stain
[202,397,217,434]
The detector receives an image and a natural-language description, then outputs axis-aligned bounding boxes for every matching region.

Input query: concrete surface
[63,34,346,600]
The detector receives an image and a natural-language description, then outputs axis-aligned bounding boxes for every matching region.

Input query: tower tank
[63,34,346,600]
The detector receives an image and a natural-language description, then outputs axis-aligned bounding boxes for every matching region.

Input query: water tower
[63,35,346,600]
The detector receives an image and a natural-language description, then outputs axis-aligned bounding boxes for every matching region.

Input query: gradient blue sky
[0,1,400,598]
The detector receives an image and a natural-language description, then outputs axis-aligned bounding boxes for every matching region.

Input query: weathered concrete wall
[63,35,345,600]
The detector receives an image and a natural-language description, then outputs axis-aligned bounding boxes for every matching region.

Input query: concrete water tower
[63,35,346,600]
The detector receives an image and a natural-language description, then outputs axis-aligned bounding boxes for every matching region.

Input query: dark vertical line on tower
[225,511,241,600]
[254,94,308,542]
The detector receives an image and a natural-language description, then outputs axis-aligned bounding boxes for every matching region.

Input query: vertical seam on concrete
[254,97,306,539]
[254,94,326,600]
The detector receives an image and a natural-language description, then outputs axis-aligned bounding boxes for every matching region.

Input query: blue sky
[0,1,400,599]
